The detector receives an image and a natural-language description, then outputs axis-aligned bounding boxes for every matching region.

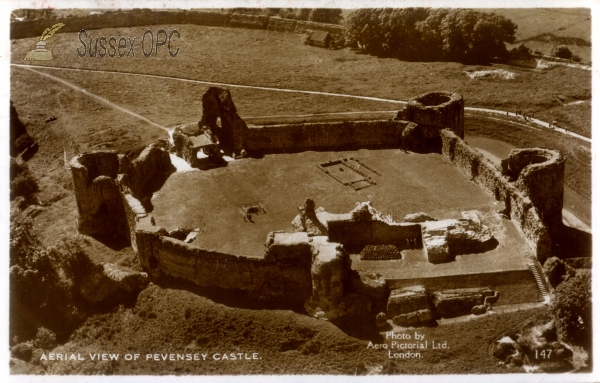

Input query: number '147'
[535,349,552,359]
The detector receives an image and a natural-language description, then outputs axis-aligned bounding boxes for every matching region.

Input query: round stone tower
[70,151,129,239]
[403,91,464,139]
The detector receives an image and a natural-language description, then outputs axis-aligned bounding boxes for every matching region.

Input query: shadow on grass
[88,232,131,252]
[151,272,308,314]
[10,283,143,345]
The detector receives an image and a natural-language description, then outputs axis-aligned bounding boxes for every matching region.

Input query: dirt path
[465,107,591,143]
[11,63,406,105]
[11,63,590,143]
[16,65,169,132]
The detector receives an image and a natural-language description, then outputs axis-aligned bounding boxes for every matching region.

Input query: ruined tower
[70,151,129,240]
[501,148,565,236]
[403,91,465,139]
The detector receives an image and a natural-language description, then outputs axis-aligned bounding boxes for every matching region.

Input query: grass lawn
[12,23,590,136]
[465,112,591,201]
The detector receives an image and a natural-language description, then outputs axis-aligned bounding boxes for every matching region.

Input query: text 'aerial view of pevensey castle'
[7,4,593,377]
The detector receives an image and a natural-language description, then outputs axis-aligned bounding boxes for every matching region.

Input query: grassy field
[465,112,591,201]
[12,284,550,375]
[11,24,590,135]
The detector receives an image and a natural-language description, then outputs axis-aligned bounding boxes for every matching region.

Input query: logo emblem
[23,23,65,61]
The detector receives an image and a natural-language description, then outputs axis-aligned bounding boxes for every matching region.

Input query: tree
[439,10,516,63]
[543,257,575,288]
[10,217,92,338]
[344,8,517,63]
[10,172,39,200]
[294,8,311,21]
[15,133,35,153]
[415,9,450,60]
[309,8,343,24]
[510,43,533,60]
[553,46,573,60]
[552,270,592,348]
[10,101,27,157]
[279,8,292,18]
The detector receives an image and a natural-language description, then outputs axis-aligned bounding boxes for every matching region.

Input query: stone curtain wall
[136,229,313,302]
[502,148,565,235]
[70,89,563,307]
[245,120,408,152]
[293,20,344,35]
[11,10,342,40]
[122,193,152,252]
[440,130,556,262]
[267,18,298,33]
[229,13,269,30]
[119,142,174,198]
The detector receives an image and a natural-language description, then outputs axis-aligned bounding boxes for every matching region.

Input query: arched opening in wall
[216,117,222,128]
[494,187,500,201]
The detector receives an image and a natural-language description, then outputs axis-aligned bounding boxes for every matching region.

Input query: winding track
[11,63,591,143]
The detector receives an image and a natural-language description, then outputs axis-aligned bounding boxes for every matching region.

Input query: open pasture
[11,23,590,134]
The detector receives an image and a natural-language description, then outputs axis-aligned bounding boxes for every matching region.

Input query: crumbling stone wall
[70,151,129,239]
[293,20,344,35]
[267,18,297,32]
[501,148,565,235]
[199,87,249,157]
[401,122,443,153]
[11,10,344,40]
[327,218,421,248]
[403,91,464,139]
[387,285,431,318]
[185,10,231,27]
[389,269,536,296]
[246,120,408,152]
[432,287,496,318]
[230,12,269,29]
[440,130,557,263]
[118,141,174,198]
[136,229,313,302]
[122,193,153,252]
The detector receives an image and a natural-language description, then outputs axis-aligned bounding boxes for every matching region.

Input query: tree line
[344,8,518,63]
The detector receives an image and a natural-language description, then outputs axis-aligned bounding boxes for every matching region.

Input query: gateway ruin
[70,89,563,323]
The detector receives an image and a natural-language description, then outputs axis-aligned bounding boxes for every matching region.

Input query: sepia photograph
[5,0,595,379]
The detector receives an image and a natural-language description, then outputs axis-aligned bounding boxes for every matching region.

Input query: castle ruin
[70,89,564,322]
